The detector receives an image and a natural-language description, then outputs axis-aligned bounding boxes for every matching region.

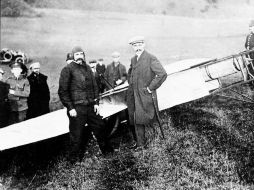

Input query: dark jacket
[104,62,127,90]
[127,50,167,125]
[96,64,106,75]
[27,72,50,119]
[58,61,99,111]
[6,75,30,112]
[0,81,10,127]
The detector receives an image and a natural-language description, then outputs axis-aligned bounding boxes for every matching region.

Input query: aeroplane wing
[1,50,253,151]
[0,90,128,151]
[0,109,69,151]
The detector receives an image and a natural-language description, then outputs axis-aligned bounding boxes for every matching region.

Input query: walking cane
[151,92,165,139]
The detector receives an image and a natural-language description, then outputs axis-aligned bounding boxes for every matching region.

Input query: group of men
[58,36,168,162]
[58,19,254,162]
[0,60,50,128]
[1,19,253,163]
[65,50,128,93]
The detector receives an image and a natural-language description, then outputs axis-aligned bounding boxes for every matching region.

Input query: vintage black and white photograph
[0,0,254,189]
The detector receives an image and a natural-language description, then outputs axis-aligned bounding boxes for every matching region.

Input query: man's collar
[113,62,120,66]
[11,75,23,80]
[136,49,145,57]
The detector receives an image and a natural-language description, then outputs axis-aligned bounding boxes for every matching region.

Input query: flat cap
[129,36,145,45]
[249,20,254,27]
[112,51,120,57]
[0,68,4,74]
[29,62,40,70]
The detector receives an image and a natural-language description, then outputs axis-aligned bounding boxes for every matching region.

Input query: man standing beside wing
[127,36,167,149]
[58,46,113,163]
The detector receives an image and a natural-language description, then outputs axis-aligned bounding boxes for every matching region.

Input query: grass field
[1,8,254,189]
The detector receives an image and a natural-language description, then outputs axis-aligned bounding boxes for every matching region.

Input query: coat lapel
[133,50,146,70]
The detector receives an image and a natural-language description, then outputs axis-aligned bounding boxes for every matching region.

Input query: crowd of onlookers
[0,60,50,128]
[0,49,128,129]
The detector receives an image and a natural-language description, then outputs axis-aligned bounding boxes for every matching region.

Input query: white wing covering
[158,59,212,110]
[0,57,235,151]
[0,86,128,151]
[158,67,210,110]
[0,109,69,151]
[99,83,128,118]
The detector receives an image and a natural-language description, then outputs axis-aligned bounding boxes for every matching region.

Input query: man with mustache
[127,36,167,149]
[58,46,113,163]
[27,62,50,119]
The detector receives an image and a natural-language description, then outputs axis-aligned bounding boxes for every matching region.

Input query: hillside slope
[1,0,254,18]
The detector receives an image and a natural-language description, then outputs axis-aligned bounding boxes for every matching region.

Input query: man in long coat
[27,62,50,119]
[0,68,10,128]
[127,36,167,148]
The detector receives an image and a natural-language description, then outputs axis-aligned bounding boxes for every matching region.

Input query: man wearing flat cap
[127,36,167,148]
[104,51,127,90]
[27,62,50,119]
[6,61,30,124]
[58,46,113,162]
[0,68,10,128]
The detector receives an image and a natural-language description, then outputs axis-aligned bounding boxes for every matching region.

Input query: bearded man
[58,46,113,162]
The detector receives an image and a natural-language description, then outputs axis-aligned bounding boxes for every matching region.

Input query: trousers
[8,110,27,125]
[67,105,113,157]
[134,123,155,147]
